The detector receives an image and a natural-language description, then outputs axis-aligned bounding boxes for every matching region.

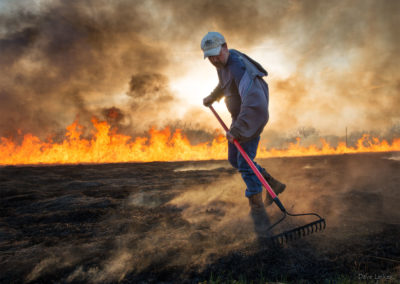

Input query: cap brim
[203,45,222,59]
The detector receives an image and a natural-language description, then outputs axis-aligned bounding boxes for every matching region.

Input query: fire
[259,135,400,158]
[0,119,399,165]
[0,118,227,165]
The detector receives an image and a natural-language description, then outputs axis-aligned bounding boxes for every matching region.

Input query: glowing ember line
[0,119,399,165]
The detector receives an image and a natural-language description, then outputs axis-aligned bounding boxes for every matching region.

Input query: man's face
[208,48,227,69]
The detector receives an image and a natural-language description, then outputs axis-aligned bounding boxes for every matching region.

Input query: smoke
[125,73,177,133]
[0,0,174,138]
[265,0,400,135]
[102,106,124,126]
[0,0,399,143]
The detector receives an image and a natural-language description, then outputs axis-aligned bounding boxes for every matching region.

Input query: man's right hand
[203,94,215,107]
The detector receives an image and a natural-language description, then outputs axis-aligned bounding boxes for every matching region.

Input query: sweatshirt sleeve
[209,83,224,101]
[230,73,269,141]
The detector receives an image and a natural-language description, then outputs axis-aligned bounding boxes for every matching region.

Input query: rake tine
[269,218,327,244]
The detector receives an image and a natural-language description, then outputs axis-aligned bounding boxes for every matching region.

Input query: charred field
[1,152,399,283]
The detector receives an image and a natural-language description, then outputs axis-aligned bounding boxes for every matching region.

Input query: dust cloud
[123,176,258,274]
[57,175,260,283]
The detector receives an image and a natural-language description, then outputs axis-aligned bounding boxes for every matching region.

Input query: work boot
[263,171,286,206]
[248,192,264,211]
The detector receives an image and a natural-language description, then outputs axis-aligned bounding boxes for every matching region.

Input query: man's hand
[226,131,235,143]
[203,94,215,107]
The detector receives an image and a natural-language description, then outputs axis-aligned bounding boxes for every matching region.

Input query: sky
[0,0,399,145]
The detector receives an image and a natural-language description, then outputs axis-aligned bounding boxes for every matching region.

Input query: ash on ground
[1,153,399,283]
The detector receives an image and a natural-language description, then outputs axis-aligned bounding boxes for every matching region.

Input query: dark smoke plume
[0,0,399,143]
[0,0,172,138]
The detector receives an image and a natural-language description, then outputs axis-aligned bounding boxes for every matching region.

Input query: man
[201,31,285,210]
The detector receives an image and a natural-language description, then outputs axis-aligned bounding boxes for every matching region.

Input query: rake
[208,105,326,244]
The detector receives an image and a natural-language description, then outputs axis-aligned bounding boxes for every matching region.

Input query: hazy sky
[0,0,399,141]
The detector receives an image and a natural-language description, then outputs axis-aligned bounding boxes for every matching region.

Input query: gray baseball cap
[201,32,226,58]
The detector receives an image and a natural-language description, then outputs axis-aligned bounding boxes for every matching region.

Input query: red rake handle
[208,105,277,200]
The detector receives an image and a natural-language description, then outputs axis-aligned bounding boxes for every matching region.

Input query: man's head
[201,32,229,68]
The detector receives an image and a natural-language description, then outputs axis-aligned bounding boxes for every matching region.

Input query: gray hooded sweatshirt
[210,49,269,142]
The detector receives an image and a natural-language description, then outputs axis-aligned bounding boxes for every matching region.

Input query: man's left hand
[226,131,235,143]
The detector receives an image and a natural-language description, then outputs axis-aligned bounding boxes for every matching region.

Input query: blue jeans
[228,136,265,197]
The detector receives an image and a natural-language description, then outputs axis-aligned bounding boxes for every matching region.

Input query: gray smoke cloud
[0,0,172,139]
[0,0,399,144]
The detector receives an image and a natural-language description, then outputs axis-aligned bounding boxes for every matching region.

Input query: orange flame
[0,119,399,165]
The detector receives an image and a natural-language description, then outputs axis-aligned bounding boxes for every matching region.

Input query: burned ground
[0,153,399,283]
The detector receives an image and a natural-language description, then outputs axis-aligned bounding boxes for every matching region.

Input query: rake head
[269,215,326,245]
